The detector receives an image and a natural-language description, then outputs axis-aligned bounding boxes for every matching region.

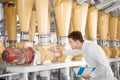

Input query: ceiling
[76,0,120,15]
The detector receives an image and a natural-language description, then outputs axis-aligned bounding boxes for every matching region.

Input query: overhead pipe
[104,3,120,13]
[95,0,117,10]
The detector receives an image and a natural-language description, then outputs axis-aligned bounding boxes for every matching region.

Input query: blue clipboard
[73,66,96,77]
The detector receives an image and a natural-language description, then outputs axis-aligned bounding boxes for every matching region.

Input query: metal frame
[4,58,120,80]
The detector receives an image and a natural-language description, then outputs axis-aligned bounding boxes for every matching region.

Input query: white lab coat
[63,40,116,80]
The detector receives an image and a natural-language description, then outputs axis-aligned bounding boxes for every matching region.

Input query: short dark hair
[68,31,84,43]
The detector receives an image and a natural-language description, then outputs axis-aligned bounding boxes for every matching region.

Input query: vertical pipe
[29,10,36,42]
[35,0,50,35]
[73,2,89,37]
[98,11,109,40]
[17,0,33,32]
[54,0,72,37]
[109,16,119,58]
[97,11,112,58]
[0,41,5,61]
[4,3,17,48]
[117,20,120,41]
[110,47,119,58]
[109,16,118,40]
[35,0,51,45]
[85,22,89,39]
[101,46,112,58]
[87,6,98,40]
[17,0,33,41]
[54,1,73,80]
[69,13,74,34]
[117,20,120,57]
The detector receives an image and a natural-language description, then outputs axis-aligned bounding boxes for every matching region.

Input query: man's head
[68,31,84,49]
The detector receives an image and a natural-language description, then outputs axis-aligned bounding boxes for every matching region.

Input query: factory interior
[0,0,120,80]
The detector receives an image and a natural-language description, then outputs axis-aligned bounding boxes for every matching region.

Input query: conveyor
[1,58,119,80]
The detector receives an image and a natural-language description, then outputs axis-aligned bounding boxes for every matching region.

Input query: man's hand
[48,46,61,52]
[48,46,57,52]
[48,46,62,57]
[81,74,91,80]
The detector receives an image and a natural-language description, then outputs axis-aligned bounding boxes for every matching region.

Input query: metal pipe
[20,32,29,42]
[37,34,51,46]
[95,0,117,10]
[57,36,69,46]
[104,3,120,13]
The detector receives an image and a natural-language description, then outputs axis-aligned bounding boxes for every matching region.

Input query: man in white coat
[67,31,116,80]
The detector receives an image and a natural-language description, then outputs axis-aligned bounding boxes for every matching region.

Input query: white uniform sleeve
[62,49,83,56]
